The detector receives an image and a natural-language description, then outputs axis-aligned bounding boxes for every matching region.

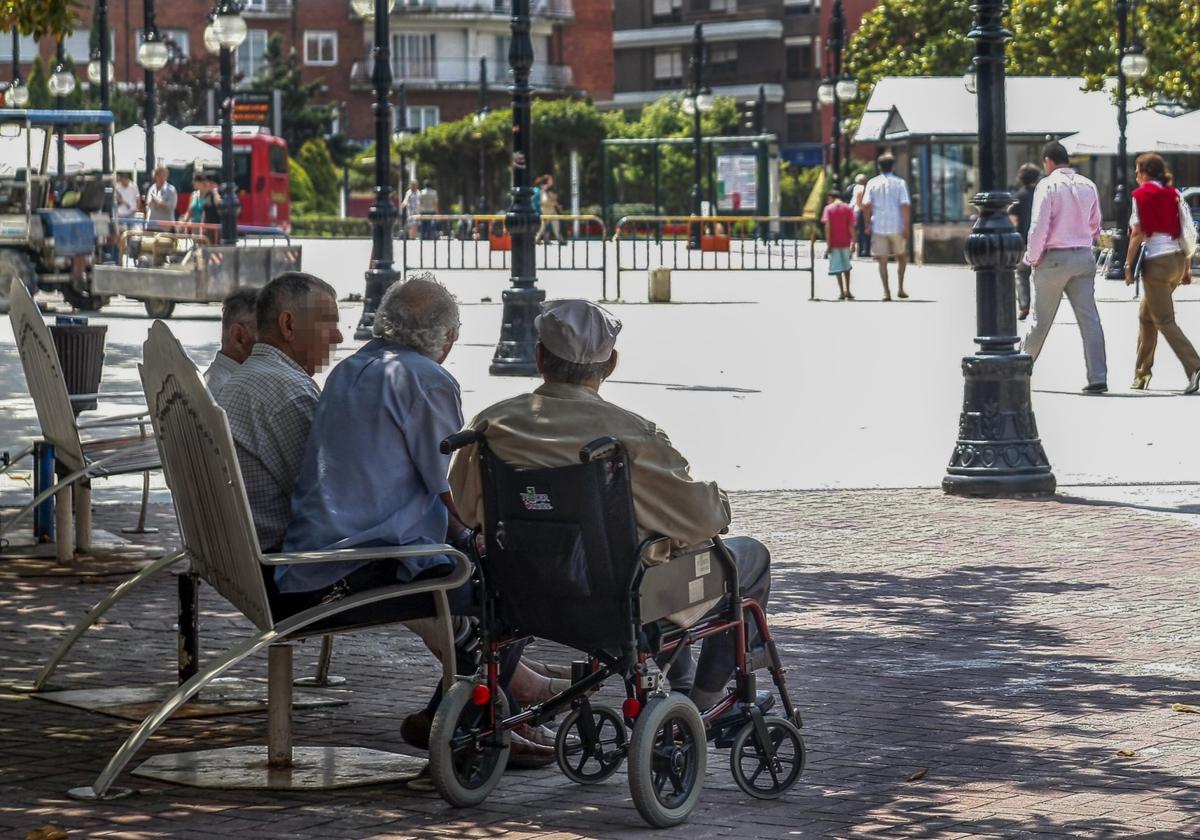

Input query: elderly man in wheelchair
[435,299,803,828]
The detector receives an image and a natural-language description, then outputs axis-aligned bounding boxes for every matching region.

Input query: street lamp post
[351,0,398,340]
[50,40,76,179]
[476,56,489,214]
[817,0,858,193]
[208,1,247,245]
[1107,0,1148,280]
[684,23,712,250]
[943,0,1055,497]
[8,30,30,108]
[86,0,113,205]
[489,0,542,376]
[138,0,170,189]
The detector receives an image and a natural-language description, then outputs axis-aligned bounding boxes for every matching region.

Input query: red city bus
[183,126,291,232]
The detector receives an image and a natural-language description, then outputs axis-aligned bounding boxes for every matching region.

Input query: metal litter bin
[49,316,107,414]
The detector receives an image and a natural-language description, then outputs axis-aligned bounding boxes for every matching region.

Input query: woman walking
[1125,154,1200,393]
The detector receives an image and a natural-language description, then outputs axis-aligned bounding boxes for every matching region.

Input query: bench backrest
[139,320,274,631]
[7,280,85,471]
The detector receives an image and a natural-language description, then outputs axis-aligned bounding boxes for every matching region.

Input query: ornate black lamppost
[351,0,397,339]
[138,0,170,189]
[489,0,542,376]
[49,41,76,179]
[87,0,113,208]
[475,56,489,214]
[816,0,858,192]
[684,23,713,250]
[7,29,30,108]
[204,1,247,245]
[943,0,1055,497]
[1106,0,1148,280]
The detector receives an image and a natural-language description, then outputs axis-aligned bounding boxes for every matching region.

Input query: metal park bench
[2,279,160,561]
[69,321,471,799]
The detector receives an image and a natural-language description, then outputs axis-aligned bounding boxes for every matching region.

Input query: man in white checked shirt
[216,272,343,552]
[862,153,912,301]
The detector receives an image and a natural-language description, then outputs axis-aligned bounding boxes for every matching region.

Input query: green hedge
[291,215,373,238]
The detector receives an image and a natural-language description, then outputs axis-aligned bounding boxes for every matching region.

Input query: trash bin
[49,315,107,414]
[648,267,672,303]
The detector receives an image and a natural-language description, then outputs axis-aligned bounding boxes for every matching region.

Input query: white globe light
[816,81,835,106]
[50,69,77,97]
[9,82,29,108]
[1121,51,1149,80]
[836,77,858,101]
[213,13,248,50]
[351,0,396,16]
[138,38,171,72]
[87,58,115,85]
[963,67,977,94]
[695,92,714,112]
[203,24,221,55]
[681,96,696,116]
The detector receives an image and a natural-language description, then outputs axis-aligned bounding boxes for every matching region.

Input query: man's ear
[277,310,296,342]
[534,342,546,374]
[605,349,618,379]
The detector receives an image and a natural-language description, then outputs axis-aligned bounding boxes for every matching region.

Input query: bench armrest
[70,391,148,403]
[77,411,151,431]
[260,543,468,568]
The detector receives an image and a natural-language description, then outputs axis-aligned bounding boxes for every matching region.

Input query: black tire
[0,249,35,314]
[555,704,627,784]
[143,298,176,319]
[729,717,805,800]
[429,679,510,808]
[60,283,110,312]
[628,694,706,828]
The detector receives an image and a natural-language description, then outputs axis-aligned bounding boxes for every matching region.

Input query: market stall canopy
[1061,108,1200,155]
[0,129,88,175]
[75,123,223,173]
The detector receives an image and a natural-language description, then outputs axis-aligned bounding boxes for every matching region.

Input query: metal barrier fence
[612,215,816,300]
[400,213,608,296]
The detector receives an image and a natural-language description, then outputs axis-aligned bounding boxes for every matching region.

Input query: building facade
[608,0,873,169]
[5,0,612,145]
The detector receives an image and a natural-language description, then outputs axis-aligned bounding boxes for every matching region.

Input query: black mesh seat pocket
[500,519,591,600]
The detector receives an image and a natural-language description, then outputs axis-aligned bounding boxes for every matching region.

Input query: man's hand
[1125,269,1135,286]
[1183,275,1193,286]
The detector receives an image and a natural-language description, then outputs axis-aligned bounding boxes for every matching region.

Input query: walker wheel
[428,680,510,808]
[628,694,706,828]
[555,704,627,784]
[728,716,805,800]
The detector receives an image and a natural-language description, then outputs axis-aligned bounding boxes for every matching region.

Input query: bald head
[374,273,460,362]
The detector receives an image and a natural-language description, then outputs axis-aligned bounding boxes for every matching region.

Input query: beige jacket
[449,382,731,550]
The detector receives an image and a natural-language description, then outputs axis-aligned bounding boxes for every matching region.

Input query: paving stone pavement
[2,490,1200,839]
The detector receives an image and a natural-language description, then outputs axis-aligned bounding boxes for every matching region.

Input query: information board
[716,154,758,211]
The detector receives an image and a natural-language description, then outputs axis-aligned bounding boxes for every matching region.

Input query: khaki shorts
[871,233,907,257]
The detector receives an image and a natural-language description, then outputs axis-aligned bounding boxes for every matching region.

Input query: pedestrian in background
[1021,141,1108,393]
[1125,153,1200,394]
[144,165,177,227]
[400,179,422,240]
[114,172,140,219]
[1010,163,1040,321]
[420,181,439,240]
[850,173,870,257]
[862,153,911,300]
[822,189,856,300]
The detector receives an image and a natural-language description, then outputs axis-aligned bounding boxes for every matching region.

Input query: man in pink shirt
[1021,141,1108,393]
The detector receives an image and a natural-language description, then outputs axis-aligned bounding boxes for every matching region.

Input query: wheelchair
[431,427,804,828]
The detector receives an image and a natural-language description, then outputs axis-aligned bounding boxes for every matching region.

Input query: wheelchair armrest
[441,421,488,455]
[580,436,622,463]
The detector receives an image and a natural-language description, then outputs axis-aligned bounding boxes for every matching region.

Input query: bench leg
[178,571,200,684]
[74,482,92,554]
[121,470,158,535]
[55,486,73,563]
[293,634,347,687]
[268,645,293,768]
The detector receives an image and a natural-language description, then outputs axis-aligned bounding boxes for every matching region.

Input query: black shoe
[1082,382,1108,394]
[707,690,775,745]
[401,710,432,750]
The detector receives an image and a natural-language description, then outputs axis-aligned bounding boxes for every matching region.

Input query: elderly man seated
[449,299,774,721]
[204,288,259,398]
[276,274,556,766]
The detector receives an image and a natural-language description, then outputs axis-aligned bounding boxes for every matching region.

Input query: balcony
[352,0,574,21]
[349,58,574,92]
[241,0,293,18]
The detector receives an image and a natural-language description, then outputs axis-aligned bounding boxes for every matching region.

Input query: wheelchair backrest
[478,441,641,653]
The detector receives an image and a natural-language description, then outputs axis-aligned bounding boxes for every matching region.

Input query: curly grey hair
[373,272,460,358]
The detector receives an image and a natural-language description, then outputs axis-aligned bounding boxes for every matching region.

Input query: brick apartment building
[607,0,873,168]
[3,0,613,145]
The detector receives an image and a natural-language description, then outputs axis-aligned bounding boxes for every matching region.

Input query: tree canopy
[256,34,336,155]
[845,0,1200,120]
[0,0,77,39]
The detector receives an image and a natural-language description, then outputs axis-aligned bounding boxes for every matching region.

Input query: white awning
[74,123,223,174]
[1062,108,1200,155]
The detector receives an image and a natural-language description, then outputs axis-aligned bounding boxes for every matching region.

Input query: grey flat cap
[535,299,623,364]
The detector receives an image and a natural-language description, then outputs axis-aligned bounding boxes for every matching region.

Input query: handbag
[1177,192,1197,259]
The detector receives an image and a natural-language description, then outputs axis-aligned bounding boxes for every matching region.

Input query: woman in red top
[1125,153,1200,393]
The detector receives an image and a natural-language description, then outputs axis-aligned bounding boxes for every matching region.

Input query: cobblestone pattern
[2,490,1199,839]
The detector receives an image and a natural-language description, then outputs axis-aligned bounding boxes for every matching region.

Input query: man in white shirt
[861,154,912,300]
[114,172,140,219]
[144,165,178,225]
[203,288,259,399]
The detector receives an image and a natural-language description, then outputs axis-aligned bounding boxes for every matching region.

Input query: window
[391,32,436,79]
[236,30,270,81]
[406,105,440,132]
[0,34,39,61]
[653,48,683,90]
[709,0,736,11]
[304,31,337,65]
[652,0,682,23]
[270,145,288,174]
[495,35,510,68]
[709,45,736,75]
[242,0,268,10]
[135,28,190,61]
[913,142,976,223]
[62,31,115,62]
[784,0,818,13]
[785,37,814,79]
[786,112,816,143]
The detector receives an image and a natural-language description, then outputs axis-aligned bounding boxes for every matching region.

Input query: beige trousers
[1135,251,1200,379]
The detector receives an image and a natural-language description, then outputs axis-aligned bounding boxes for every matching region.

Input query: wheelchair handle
[441,422,488,455]
[580,436,622,463]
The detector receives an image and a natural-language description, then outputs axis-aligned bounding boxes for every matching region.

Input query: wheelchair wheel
[628,694,707,828]
[729,717,805,800]
[429,680,511,808]
[555,704,627,784]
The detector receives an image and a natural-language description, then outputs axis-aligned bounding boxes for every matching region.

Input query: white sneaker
[1184,369,1200,395]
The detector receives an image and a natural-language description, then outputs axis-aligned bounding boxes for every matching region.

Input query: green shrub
[297,138,339,216]
[289,158,316,215]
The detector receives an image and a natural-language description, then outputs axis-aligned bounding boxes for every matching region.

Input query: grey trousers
[1017,263,1032,312]
[661,536,771,709]
[1021,247,1108,385]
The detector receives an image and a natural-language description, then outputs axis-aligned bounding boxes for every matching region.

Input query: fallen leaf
[1172,703,1199,714]
[1116,749,1136,757]
[26,826,68,840]
[907,767,928,782]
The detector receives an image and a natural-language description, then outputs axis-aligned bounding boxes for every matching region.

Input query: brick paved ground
[2,490,1199,839]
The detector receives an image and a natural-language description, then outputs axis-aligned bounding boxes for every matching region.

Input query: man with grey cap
[449,299,774,718]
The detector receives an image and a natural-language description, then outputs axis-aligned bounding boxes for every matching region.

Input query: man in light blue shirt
[277,275,466,594]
